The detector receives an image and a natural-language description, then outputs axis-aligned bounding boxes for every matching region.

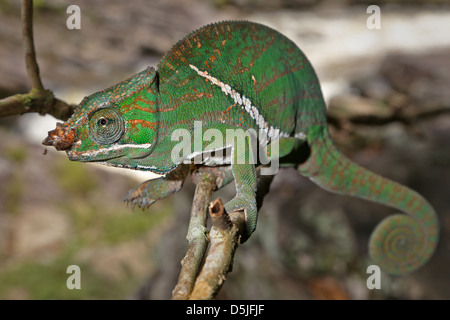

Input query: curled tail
[298,125,439,275]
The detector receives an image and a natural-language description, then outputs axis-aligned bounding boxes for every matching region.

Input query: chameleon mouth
[66,142,153,162]
[42,122,78,151]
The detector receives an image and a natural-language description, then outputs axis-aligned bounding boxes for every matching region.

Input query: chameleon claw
[124,189,156,210]
[125,176,184,211]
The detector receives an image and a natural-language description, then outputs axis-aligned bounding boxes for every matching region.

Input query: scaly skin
[43,21,439,275]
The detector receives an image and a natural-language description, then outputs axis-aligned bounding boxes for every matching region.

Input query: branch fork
[172,168,246,300]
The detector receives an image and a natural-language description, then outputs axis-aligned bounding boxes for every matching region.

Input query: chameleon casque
[43,21,438,275]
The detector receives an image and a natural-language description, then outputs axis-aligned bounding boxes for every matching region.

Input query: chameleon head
[43,67,159,169]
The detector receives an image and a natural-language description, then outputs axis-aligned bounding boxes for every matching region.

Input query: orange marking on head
[128,119,157,130]
[120,96,156,113]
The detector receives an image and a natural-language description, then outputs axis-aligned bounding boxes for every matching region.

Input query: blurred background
[0,0,449,299]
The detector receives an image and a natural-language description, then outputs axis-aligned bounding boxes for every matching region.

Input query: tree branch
[0,91,76,120]
[0,0,76,121]
[189,199,245,300]
[172,172,216,300]
[171,166,274,300]
[21,0,44,91]
[327,106,450,131]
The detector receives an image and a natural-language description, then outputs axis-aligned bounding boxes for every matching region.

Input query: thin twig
[171,172,217,300]
[21,0,44,91]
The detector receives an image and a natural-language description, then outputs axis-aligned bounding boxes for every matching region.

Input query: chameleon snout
[42,122,78,151]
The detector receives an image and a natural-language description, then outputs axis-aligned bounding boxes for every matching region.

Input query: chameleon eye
[97,117,108,126]
[89,108,125,145]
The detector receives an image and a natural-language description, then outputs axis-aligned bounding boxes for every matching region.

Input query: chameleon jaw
[42,122,78,151]
[66,142,153,162]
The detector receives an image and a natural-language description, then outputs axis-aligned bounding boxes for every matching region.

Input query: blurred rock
[350,49,450,112]
[379,49,450,110]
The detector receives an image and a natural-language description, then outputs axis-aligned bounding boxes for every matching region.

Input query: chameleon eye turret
[88,107,126,145]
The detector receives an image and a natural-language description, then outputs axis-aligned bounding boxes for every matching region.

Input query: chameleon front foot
[125,177,183,209]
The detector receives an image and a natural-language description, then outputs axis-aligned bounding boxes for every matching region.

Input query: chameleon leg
[197,163,275,209]
[224,137,304,240]
[224,162,258,240]
[223,133,259,240]
[125,164,192,209]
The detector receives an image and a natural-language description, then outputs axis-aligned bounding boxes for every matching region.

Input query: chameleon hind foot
[369,213,438,275]
[224,196,258,241]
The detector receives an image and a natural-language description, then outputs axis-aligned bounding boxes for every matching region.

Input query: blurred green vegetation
[0,139,174,299]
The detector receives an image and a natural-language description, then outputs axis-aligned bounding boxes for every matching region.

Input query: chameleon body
[43,21,438,275]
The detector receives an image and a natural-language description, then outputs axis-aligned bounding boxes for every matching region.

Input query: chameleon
[43,20,438,275]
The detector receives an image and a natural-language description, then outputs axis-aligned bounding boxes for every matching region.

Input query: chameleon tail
[297,125,439,275]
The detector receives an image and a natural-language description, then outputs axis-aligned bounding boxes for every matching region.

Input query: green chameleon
[43,21,438,275]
